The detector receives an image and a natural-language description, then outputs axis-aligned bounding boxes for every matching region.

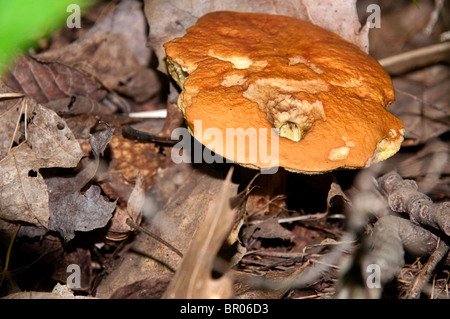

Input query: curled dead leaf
[106,173,145,241]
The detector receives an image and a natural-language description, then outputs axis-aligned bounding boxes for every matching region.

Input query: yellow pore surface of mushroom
[164,11,405,173]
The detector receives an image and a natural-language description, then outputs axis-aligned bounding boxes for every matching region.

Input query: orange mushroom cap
[164,11,404,174]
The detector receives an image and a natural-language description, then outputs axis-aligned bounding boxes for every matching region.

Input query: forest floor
[0,0,449,300]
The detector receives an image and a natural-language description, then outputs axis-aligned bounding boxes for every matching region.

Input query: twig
[379,42,450,75]
[278,212,328,223]
[0,93,25,99]
[423,0,444,36]
[122,126,179,143]
[395,87,449,115]
[126,218,183,258]
[0,224,20,288]
[405,238,449,299]
[128,109,167,118]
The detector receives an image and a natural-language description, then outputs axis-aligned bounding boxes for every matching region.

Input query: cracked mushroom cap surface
[164,11,405,174]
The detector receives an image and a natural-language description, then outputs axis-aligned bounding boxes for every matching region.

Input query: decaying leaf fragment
[241,217,295,250]
[46,126,115,241]
[48,185,116,242]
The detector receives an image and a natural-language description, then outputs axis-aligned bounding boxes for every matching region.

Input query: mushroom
[164,11,404,174]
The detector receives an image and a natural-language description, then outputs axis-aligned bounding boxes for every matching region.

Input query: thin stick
[379,42,450,76]
[128,109,167,118]
[0,224,21,288]
[395,88,449,114]
[7,99,25,155]
[278,212,328,224]
[126,218,183,258]
[122,127,179,143]
[0,93,25,99]
[405,238,449,299]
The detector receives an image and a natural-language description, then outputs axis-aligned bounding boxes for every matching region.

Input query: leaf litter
[0,0,449,300]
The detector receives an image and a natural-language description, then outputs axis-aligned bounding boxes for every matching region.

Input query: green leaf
[0,0,94,74]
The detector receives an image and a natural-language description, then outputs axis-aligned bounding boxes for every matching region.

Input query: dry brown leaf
[163,168,238,299]
[95,165,232,298]
[241,217,295,249]
[393,65,450,145]
[106,173,145,241]
[110,273,174,299]
[45,126,115,241]
[2,283,96,299]
[50,247,93,291]
[0,100,83,231]
[366,1,439,60]
[36,32,140,92]
[126,172,145,222]
[44,95,113,117]
[0,143,50,228]
[2,55,106,105]
[36,1,160,102]
[327,181,351,212]
[48,184,116,242]
[83,0,151,66]
[145,0,369,72]
[26,104,84,168]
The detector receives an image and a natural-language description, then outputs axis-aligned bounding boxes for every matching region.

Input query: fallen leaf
[0,83,23,159]
[241,217,295,250]
[51,246,93,292]
[2,55,106,105]
[0,98,83,230]
[36,1,160,102]
[110,273,174,299]
[0,143,50,228]
[164,168,238,299]
[106,172,145,241]
[126,172,145,222]
[2,283,96,299]
[46,126,115,241]
[82,0,152,66]
[48,184,116,241]
[367,1,438,60]
[26,103,84,168]
[393,65,450,145]
[44,95,113,117]
[88,125,114,158]
[327,181,351,212]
